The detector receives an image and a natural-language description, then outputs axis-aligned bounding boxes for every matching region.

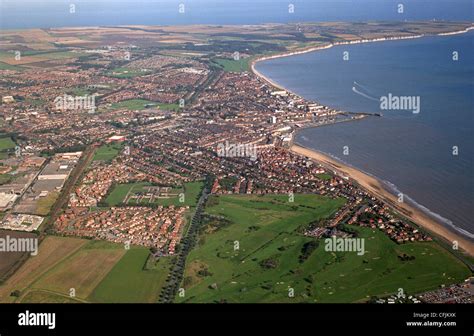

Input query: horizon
[1,0,473,29]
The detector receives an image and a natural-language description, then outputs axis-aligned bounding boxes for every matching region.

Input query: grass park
[110,99,181,111]
[107,67,152,78]
[316,173,332,181]
[0,136,16,160]
[0,137,16,151]
[106,181,204,207]
[93,142,124,162]
[176,194,471,303]
[212,57,251,72]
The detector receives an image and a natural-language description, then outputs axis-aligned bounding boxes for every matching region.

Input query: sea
[255,30,474,240]
[0,0,473,30]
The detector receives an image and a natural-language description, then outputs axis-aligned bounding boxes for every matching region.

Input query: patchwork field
[0,236,87,303]
[32,241,126,299]
[177,194,470,303]
[0,236,171,303]
[0,50,86,65]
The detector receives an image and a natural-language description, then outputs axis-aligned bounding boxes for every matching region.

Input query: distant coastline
[251,24,474,82]
[438,26,474,35]
[251,24,474,96]
[250,25,474,256]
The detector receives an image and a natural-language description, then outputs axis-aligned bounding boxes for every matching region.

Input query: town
[0,22,472,304]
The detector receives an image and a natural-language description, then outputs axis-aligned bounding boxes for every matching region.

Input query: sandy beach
[249,27,474,258]
[291,144,474,257]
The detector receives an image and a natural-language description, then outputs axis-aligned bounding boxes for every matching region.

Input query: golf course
[177,194,471,303]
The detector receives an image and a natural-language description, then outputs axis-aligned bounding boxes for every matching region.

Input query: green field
[0,62,23,71]
[20,290,83,303]
[177,194,471,303]
[105,182,151,206]
[157,103,181,111]
[35,191,59,216]
[317,173,332,181]
[89,248,171,303]
[67,87,93,96]
[0,173,14,185]
[0,137,16,151]
[110,99,180,112]
[93,142,123,162]
[212,57,250,72]
[110,99,156,111]
[0,50,84,64]
[33,51,85,60]
[106,181,204,207]
[107,67,152,78]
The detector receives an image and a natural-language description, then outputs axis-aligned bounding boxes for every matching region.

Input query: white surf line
[352,86,379,101]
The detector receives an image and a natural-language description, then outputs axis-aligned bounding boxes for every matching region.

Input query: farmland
[0,236,87,303]
[31,241,126,300]
[89,248,171,303]
[0,50,86,66]
[176,194,470,303]
[0,236,172,303]
[0,230,37,283]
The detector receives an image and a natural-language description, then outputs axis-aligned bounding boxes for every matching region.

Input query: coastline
[291,144,474,257]
[250,24,474,91]
[250,26,474,257]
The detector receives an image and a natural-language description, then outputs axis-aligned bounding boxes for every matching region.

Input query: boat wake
[352,81,419,120]
[352,85,379,102]
[353,81,375,93]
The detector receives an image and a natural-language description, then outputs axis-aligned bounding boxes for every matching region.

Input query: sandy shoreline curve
[250,26,474,257]
[291,144,474,256]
